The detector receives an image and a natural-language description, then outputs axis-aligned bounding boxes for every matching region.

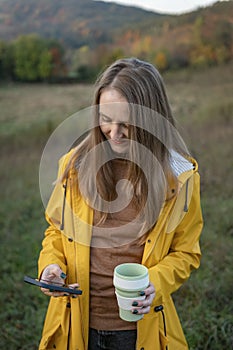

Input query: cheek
[100,124,109,135]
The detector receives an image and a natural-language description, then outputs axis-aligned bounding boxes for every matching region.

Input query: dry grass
[0,62,232,349]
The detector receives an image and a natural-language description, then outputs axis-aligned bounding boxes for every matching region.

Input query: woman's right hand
[40,263,79,297]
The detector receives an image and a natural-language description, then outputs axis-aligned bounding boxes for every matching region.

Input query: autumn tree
[213,21,232,64]
[154,51,168,71]
[13,35,45,81]
[38,50,52,80]
[0,40,15,80]
[47,40,67,78]
[13,35,66,81]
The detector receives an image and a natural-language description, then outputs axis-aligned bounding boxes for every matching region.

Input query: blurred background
[0,0,232,349]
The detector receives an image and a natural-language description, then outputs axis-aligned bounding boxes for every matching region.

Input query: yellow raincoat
[38,149,203,350]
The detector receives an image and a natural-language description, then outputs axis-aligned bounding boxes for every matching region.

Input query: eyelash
[121,123,129,129]
[100,116,111,123]
[100,115,129,129]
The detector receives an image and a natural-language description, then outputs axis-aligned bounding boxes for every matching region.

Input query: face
[99,88,130,154]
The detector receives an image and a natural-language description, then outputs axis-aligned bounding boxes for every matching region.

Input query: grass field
[0,62,232,349]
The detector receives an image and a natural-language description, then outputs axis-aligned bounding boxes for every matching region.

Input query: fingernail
[64,293,69,296]
[132,309,138,314]
[132,301,138,306]
[139,291,145,296]
[72,295,77,298]
[60,272,66,279]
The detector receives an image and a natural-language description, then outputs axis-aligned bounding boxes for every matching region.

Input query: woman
[38,58,203,350]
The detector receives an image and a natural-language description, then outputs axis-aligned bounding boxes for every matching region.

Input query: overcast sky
[98,0,224,14]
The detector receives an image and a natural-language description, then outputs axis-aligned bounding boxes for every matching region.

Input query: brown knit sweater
[89,159,145,330]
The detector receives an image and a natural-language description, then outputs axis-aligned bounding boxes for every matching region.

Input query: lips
[111,139,124,144]
[109,140,129,149]
[106,137,129,154]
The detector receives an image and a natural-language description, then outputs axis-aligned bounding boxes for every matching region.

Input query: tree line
[0,18,232,83]
[0,35,66,82]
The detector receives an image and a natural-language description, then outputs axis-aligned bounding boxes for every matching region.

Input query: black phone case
[24,275,82,295]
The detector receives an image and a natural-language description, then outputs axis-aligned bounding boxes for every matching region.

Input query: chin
[111,145,129,155]
[110,144,129,154]
[109,140,129,155]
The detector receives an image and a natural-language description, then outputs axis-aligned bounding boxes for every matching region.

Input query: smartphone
[24,275,82,295]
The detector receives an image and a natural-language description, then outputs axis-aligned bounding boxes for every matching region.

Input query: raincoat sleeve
[38,153,71,278]
[150,172,203,303]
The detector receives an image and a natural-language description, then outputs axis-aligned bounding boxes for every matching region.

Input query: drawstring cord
[154,305,168,350]
[183,178,189,212]
[60,179,68,230]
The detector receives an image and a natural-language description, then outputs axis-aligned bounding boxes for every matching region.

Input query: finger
[134,291,155,308]
[131,295,153,310]
[40,282,80,297]
[47,267,66,280]
[40,287,70,297]
[131,294,154,314]
[131,288,155,314]
[41,264,66,282]
[143,282,155,296]
[68,283,80,289]
[131,303,151,315]
[40,287,63,296]
[139,306,151,315]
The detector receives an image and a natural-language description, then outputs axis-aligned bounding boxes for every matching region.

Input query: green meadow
[0,62,232,349]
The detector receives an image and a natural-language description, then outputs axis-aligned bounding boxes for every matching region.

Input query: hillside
[0,0,232,81]
[0,0,164,48]
[0,0,232,51]
[116,1,233,52]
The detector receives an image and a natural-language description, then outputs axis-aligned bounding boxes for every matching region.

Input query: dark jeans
[88,328,137,350]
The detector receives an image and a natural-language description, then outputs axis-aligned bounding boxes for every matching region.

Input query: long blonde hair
[63,58,187,231]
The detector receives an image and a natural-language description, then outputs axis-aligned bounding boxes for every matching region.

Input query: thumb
[42,264,66,281]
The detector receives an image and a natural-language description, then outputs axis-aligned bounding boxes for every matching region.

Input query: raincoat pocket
[159,329,169,350]
[39,297,71,350]
[137,311,169,350]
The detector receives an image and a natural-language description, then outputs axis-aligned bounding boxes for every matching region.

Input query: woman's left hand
[131,282,155,315]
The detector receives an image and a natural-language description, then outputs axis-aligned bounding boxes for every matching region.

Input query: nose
[109,123,122,140]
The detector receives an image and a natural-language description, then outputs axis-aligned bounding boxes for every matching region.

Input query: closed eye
[99,113,129,129]
[121,123,129,129]
[99,113,112,123]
